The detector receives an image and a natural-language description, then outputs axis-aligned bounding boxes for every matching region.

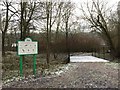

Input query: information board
[18,38,38,55]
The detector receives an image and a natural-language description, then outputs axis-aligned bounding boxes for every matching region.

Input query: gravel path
[3,62,119,88]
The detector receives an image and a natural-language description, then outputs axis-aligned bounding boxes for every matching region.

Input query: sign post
[17,38,38,77]
[33,55,36,75]
[20,56,23,77]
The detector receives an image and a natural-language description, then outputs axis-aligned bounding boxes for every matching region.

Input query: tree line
[0,0,120,65]
[81,0,120,58]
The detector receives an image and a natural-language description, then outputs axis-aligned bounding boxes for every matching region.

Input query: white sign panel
[18,38,38,55]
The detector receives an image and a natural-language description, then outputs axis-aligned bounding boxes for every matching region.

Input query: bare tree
[53,2,64,59]
[0,1,10,56]
[20,1,36,40]
[46,2,50,67]
[45,1,65,66]
[81,0,116,56]
[62,2,74,63]
[117,1,120,57]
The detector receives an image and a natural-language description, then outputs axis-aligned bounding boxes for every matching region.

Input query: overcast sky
[0,0,119,33]
[73,0,120,9]
[69,0,120,32]
[72,0,120,17]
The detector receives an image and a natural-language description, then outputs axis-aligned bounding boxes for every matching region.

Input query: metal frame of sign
[17,37,38,77]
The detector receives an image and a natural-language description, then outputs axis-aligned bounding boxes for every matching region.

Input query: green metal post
[33,55,36,76]
[20,56,23,77]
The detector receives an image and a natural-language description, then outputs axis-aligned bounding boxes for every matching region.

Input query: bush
[51,33,101,53]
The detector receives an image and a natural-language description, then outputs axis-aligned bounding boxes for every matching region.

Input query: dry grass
[2,52,67,81]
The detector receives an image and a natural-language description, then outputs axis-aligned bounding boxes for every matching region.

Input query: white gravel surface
[70,56,109,62]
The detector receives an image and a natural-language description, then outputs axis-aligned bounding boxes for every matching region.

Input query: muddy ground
[2,62,119,89]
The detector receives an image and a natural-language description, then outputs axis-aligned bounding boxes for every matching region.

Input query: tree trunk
[103,28,116,57]
[2,2,9,56]
[49,2,52,56]
[53,4,62,60]
[2,32,5,56]
[20,2,23,40]
[117,3,120,58]
[117,15,120,58]
[65,20,70,63]
[46,2,50,67]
